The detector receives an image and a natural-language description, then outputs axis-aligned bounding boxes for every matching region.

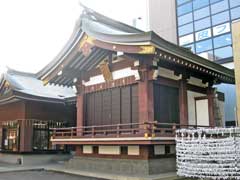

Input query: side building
[0,69,76,153]
[38,7,234,176]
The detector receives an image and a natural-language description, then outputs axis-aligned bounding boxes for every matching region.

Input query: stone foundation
[66,156,176,176]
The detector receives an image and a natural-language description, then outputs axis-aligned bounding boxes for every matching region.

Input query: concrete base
[0,153,72,165]
[66,157,176,176]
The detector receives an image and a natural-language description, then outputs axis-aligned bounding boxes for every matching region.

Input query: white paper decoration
[176,128,240,179]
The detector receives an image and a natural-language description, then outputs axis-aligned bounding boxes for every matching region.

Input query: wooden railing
[51,122,211,139]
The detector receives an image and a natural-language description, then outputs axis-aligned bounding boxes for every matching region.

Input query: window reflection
[213,33,232,48]
[196,39,213,53]
[198,50,214,61]
[211,0,229,14]
[194,6,210,20]
[179,34,194,45]
[212,11,230,26]
[231,7,240,20]
[193,0,209,10]
[214,46,233,60]
[229,0,240,8]
[210,0,222,4]
[178,13,193,26]
[178,23,193,36]
[177,0,191,6]
[178,2,192,15]
[194,17,211,31]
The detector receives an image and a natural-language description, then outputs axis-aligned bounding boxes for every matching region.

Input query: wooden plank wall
[84,84,138,126]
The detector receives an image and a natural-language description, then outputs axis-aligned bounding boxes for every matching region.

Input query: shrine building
[0,68,76,153]
[38,7,235,175]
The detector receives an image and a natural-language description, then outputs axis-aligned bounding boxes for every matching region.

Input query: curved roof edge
[36,4,235,85]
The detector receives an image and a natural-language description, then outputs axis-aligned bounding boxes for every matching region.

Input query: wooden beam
[207,87,215,127]
[179,77,188,126]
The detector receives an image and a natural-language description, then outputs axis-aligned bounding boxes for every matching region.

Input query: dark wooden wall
[153,84,180,123]
[0,101,26,122]
[84,84,138,126]
[25,101,76,126]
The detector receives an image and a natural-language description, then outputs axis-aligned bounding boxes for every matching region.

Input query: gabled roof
[38,5,235,86]
[0,68,76,105]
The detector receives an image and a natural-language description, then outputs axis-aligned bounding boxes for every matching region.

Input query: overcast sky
[0,0,147,74]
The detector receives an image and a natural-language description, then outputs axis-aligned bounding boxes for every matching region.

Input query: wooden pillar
[76,82,85,136]
[179,78,188,126]
[138,69,154,124]
[207,88,215,127]
[19,120,33,152]
[77,95,84,127]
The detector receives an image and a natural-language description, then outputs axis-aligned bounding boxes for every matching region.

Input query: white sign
[4,140,8,146]
[195,29,211,41]
[179,34,194,45]
[213,23,230,36]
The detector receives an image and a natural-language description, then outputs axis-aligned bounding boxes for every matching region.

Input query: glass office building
[176,0,239,124]
[176,0,240,63]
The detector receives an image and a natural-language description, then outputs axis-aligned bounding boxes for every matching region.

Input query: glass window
[178,2,192,16]
[178,13,193,26]
[196,39,213,53]
[194,6,210,20]
[211,0,229,14]
[194,17,211,31]
[177,0,191,6]
[210,0,222,4]
[198,50,214,61]
[195,28,212,41]
[179,34,194,45]
[183,43,195,53]
[231,6,240,20]
[229,0,240,8]
[212,11,230,26]
[193,0,209,10]
[178,23,193,36]
[214,46,233,60]
[213,23,230,36]
[213,33,232,48]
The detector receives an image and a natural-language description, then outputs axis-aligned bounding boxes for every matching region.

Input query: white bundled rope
[176,127,240,179]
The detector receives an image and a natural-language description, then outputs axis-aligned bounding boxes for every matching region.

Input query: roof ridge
[7,67,36,78]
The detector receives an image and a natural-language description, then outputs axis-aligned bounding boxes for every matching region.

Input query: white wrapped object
[176,128,240,179]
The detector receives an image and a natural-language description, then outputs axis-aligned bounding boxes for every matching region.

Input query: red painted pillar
[76,95,84,128]
[138,70,154,124]
[76,83,85,136]
[207,88,215,127]
[179,78,188,126]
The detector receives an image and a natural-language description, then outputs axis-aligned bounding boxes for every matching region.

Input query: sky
[0,0,147,74]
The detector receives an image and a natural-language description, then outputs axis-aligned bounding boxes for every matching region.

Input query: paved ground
[0,170,107,180]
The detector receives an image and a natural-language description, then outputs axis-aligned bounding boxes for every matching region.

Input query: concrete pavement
[0,162,184,180]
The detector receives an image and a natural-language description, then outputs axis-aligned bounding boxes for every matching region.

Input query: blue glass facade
[176,0,238,123]
[176,0,240,62]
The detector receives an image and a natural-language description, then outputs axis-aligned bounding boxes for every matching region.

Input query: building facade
[40,7,234,176]
[0,69,76,153]
[176,0,240,63]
